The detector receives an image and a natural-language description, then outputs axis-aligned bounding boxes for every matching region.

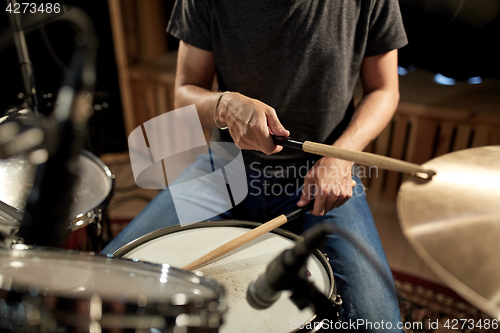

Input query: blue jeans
[103,154,402,332]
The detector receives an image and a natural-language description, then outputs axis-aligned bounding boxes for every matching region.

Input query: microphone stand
[15,8,97,248]
[288,270,343,328]
[6,0,39,116]
[248,223,343,329]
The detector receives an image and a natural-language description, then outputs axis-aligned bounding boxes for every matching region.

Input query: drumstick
[272,135,436,179]
[182,202,315,271]
[183,178,357,271]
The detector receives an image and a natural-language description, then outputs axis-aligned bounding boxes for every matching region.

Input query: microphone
[247,223,333,309]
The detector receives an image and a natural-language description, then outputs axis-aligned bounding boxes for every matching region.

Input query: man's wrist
[214,91,231,129]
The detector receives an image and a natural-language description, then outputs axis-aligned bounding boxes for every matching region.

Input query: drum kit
[1,2,500,332]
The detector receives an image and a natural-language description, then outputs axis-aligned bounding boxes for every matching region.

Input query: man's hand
[297,157,354,216]
[217,92,289,155]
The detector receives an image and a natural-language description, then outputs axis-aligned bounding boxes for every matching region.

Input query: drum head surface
[72,151,113,219]
[0,157,35,214]
[117,222,333,333]
[0,249,219,302]
[0,151,112,227]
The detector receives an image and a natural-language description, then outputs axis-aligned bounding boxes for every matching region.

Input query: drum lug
[1,232,29,250]
[95,221,102,237]
[94,209,101,223]
[323,252,329,262]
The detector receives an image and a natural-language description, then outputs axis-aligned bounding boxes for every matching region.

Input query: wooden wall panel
[136,0,167,62]
[434,122,455,157]
[406,117,438,164]
[369,123,391,198]
[383,115,409,201]
[366,102,500,204]
[489,130,500,145]
[453,125,472,151]
[108,0,136,135]
[471,126,490,148]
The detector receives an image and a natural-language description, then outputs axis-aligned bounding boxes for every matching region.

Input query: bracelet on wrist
[214,91,231,130]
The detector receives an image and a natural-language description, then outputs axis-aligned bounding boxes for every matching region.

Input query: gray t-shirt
[167,0,407,167]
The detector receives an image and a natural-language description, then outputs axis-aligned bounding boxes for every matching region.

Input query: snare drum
[0,248,226,332]
[0,150,113,249]
[114,221,336,333]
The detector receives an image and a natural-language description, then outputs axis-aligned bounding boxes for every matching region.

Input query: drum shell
[0,150,114,250]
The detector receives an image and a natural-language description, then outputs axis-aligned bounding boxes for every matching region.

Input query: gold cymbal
[398,146,500,319]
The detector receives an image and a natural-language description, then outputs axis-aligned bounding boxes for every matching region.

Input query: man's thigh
[302,179,402,331]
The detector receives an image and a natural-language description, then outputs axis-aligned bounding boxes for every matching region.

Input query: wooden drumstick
[182,202,314,271]
[272,135,436,179]
[183,179,357,271]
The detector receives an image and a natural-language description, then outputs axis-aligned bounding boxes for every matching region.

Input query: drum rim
[69,150,114,231]
[113,220,336,300]
[80,149,114,181]
[0,247,226,297]
[0,247,226,330]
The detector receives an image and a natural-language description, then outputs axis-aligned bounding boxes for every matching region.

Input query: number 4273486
[444,318,498,330]
[6,3,60,14]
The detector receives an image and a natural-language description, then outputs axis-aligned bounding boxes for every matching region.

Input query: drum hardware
[4,7,100,248]
[114,220,335,333]
[247,223,342,325]
[1,6,233,333]
[6,0,39,117]
[0,107,34,125]
[0,115,46,160]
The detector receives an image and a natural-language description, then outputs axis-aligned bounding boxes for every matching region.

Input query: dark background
[399,0,500,80]
[1,0,499,155]
[0,0,127,155]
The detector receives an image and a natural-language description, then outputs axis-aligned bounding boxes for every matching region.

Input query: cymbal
[398,146,500,319]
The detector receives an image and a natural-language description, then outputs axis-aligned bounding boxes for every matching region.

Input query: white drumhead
[122,225,331,333]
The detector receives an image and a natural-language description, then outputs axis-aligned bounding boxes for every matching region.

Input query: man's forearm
[174,84,221,130]
[333,88,399,151]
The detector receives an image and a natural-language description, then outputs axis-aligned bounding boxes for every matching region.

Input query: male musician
[105,1,407,331]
